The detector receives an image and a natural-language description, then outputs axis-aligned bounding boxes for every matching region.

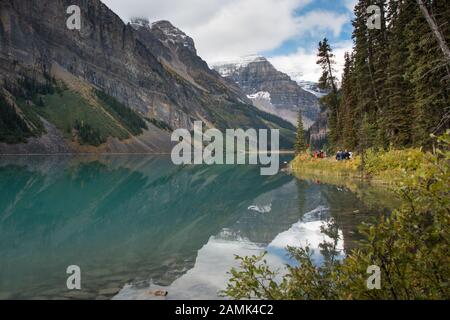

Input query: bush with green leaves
[224,131,449,300]
[363,148,425,176]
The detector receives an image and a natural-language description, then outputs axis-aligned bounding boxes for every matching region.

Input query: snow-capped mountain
[129,17,151,29]
[280,71,328,98]
[211,56,321,128]
[212,55,267,77]
[150,20,197,54]
[131,18,197,54]
[296,80,329,98]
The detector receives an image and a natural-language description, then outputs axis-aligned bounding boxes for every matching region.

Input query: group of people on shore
[310,149,353,161]
[313,150,326,159]
[336,150,352,161]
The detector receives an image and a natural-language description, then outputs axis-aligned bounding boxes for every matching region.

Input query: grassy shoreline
[225,133,449,300]
[290,148,425,187]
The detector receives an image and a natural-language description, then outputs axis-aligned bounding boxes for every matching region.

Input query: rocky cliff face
[0,0,295,153]
[212,56,321,128]
[133,18,249,105]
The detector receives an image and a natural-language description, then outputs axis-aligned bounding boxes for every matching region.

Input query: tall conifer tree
[383,0,413,147]
[317,38,340,149]
[295,112,307,155]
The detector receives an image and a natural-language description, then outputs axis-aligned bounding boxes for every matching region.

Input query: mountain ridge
[211,55,321,128]
[0,0,296,153]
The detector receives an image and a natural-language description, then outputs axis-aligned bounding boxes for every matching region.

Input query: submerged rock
[98,288,121,296]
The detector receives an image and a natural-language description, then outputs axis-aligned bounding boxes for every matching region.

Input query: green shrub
[364,148,425,175]
[224,131,450,300]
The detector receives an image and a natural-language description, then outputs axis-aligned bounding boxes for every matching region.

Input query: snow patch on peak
[129,17,150,30]
[247,91,271,101]
[216,55,266,66]
[211,55,267,77]
[285,75,328,98]
[213,54,265,65]
[152,20,182,34]
[150,20,196,53]
[296,80,328,98]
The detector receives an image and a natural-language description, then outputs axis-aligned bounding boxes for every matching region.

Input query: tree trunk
[366,44,381,113]
[326,56,340,120]
[326,57,337,95]
[416,0,450,63]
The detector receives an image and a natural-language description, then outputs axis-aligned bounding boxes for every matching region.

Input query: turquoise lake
[0,155,390,300]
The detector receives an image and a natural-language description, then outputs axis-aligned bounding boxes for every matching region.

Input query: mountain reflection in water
[0,156,387,300]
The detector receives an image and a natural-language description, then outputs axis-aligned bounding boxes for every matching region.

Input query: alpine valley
[0,0,318,154]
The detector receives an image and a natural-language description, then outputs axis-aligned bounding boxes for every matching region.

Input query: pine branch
[416,0,450,64]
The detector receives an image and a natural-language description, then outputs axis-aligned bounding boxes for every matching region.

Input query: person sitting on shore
[344,149,350,160]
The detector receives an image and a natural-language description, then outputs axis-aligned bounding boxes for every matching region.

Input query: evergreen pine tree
[317,38,340,149]
[370,0,390,149]
[383,0,414,148]
[304,0,449,153]
[351,0,381,149]
[295,112,307,155]
[406,0,450,146]
[340,52,358,150]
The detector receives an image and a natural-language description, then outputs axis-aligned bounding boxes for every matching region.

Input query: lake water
[0,155,391,300]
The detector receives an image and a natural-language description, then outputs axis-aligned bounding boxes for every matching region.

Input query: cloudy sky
[102,0,358,82]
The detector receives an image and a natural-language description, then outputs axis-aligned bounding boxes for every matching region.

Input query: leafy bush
[224,131,450,300]
[364,148,425,176]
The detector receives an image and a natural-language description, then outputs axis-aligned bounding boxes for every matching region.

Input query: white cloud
[102,0,350,65]
[268,40,353,82]
[103,0,311,61]
[344,0,358,13]
[296,11,350,38]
